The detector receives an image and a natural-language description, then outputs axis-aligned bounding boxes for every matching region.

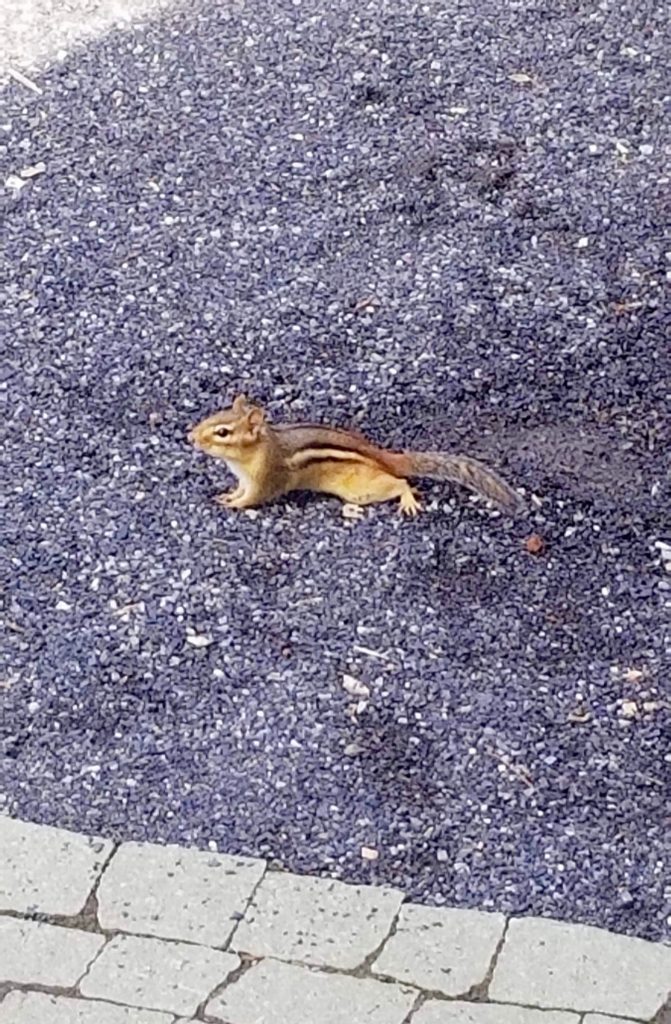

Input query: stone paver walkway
[1,817,669,1024]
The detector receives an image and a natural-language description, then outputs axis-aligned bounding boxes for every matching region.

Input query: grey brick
[489,916,671,1019]
[97,840,265,946]
[1,0,171,77]
[583,1017,644,1024]
[372,904,505,996]
[0,917,105,987]
[0,816,112,916]
[0,991,173,1024]
[412,1001,579,1024]
[206,958,416,1024]
[232,871,403,969]
[79,933,239,1016]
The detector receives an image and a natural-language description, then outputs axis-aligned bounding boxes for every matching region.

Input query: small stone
[342,674,370,698]
[618,700,638,719]
[373,904,505,997]
[19,162,46,178]
[207,959,415,1024]
[361,846,379,861]
[231,871,401,969]
[185,633,212,648]
[0,992,173,1024]
[80,934,238,1016]
[342,503,365,519]
[489,916,671,1018]
[4,174,27,191]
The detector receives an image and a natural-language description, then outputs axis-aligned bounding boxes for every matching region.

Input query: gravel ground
[1,0,670,942]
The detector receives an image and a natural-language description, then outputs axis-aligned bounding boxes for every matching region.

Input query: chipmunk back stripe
[289,439,365,454]
[288,447,372,468]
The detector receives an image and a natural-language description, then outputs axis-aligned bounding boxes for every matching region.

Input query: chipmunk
[188,395,524,517]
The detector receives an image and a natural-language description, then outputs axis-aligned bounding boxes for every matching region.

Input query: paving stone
[412,1002,579,1024]
[489,916,671,1019]
[97,840,265,947]
[232,870,403,969]
[0,917,105,987]
[582,1017,644,1024]
[0,816,112,916]
[79,933,239,1016]
[372,903,505,996]
[1,0,172,76]
[0,991,174,1024]
[206,958,416,1024]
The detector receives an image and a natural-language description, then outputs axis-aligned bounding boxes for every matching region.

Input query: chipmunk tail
[396,451,526,515]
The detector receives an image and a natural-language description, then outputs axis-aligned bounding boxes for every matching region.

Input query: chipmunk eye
[214,425,232,438]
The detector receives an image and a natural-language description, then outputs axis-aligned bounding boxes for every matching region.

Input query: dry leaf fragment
[509,71,534,84]
[623,667,646,684]
[524,533,545,555]
[353,294,380,314]
[611,299,642,315]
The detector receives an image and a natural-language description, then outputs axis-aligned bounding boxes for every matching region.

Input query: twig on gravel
[4,620,27,634]
[486,747,534,788]
[7,66,43,95]
[352,644,394,663]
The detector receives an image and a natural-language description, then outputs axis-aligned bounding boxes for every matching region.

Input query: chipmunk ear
[246,405,266,434]
[232,394,249,414]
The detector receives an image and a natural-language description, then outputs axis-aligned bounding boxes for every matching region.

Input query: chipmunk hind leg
[319,463,421,515]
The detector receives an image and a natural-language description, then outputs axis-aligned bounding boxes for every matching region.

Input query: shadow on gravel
[1,0,669,941]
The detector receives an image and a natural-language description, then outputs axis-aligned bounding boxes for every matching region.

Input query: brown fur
[188,395,524,516]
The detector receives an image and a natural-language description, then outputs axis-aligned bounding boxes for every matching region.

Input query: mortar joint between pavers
[0,905,103,934]
[222,859,269,953]
[194,951,260,1020]
[71,932,112,993]
[471,914,511,1001]
[652,991,671,1024]
[402,989,428,1023]
[89,923,244,952]
[0,838,116,935]
[85,839,120,905]
[347,892,407,978]
[0,980,81,1001]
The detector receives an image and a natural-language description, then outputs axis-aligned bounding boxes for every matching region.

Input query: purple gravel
[1,0,669,941]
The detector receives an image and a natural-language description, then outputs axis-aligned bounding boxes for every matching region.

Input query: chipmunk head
[188,394,268,458]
